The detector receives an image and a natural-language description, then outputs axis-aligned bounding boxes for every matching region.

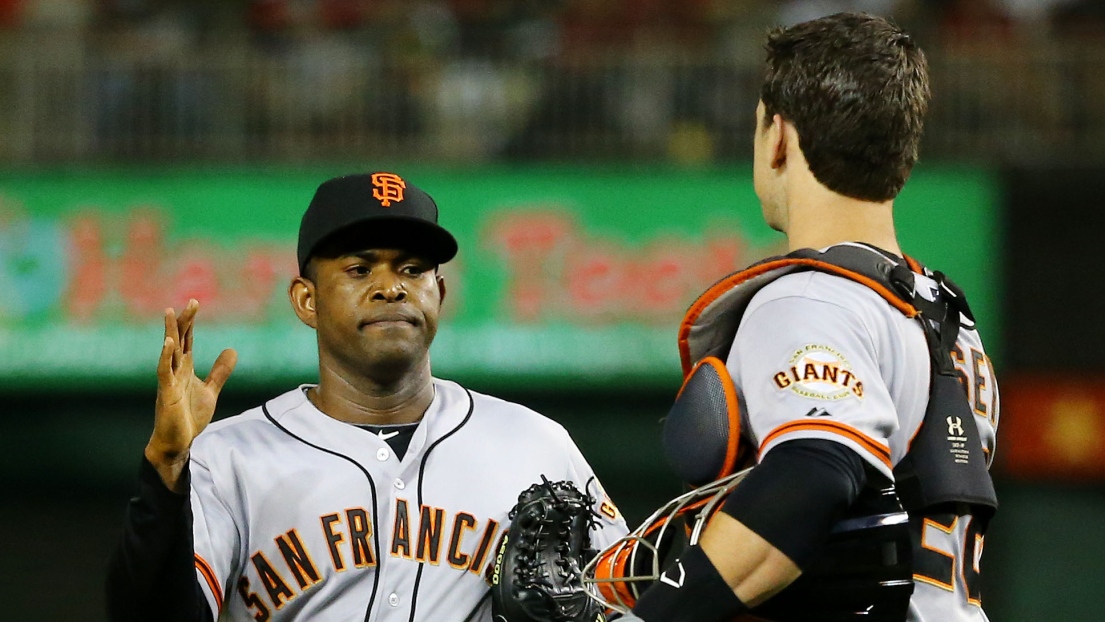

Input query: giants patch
[773,344,864,401]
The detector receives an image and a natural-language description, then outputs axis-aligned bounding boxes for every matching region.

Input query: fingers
[157,336,176,385]
[163,308,183,371]
[183,322,194,357]
[162,299,226,390]
[162,300,200,372]
[204,349,238,394]
[164,307,177,342]
[178,299,198,356]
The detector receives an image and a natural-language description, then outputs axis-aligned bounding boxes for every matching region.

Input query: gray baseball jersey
[188,379,628,621]
[728,251,998,622]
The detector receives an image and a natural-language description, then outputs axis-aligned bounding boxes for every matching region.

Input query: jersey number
[950,345,998,427]
[912,513,984,606]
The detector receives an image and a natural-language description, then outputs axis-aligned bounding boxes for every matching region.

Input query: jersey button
[377,448,390,461]
[394,478,405,490]
[388,593,400,607]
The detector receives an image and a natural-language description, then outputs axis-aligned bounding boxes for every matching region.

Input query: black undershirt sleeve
[105,457,214,622]
[721,438,867,568]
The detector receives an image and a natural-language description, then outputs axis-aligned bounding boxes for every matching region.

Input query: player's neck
[783,183,901,256]
[310,358,435,426]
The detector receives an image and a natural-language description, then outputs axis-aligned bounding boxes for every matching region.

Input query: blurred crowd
[2,0,1104,163]
[2,0,1104,52]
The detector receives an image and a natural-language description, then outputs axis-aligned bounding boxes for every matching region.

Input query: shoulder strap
[678,244,918,377]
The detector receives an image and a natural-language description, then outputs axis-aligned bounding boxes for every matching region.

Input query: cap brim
[301,216,458,271]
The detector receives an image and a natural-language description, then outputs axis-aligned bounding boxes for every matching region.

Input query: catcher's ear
[662,357,744,487]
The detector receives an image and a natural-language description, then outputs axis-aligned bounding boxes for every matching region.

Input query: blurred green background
[4,1,1105,620]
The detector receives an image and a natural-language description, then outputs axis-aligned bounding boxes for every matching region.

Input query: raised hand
[144,299,237,493]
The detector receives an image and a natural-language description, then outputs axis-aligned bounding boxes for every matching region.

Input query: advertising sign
[0,167,997,389]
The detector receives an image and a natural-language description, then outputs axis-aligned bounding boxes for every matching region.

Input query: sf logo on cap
[372,173,406,206]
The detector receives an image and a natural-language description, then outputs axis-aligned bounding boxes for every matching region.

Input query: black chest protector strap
[677,244,997,519]
[884,262,997,519]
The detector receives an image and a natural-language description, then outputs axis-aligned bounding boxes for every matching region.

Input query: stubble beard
[319,324,433,389]
[357,341,430,387]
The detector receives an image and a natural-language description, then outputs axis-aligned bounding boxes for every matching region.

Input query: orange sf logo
[371,173,406,206]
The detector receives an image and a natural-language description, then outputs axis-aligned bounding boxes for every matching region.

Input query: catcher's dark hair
[761,12,930,202]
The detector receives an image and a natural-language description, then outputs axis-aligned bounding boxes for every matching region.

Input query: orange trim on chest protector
[678,258,921,376]
[680,357,744,481]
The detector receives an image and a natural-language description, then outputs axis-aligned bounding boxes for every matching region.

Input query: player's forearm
[628,526,799,621]
[627,518,800,622]
[105,456,212,622]
[698,512,801,606]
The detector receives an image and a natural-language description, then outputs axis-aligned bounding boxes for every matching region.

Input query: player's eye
[401,263,429,276]
[346,264,370,277]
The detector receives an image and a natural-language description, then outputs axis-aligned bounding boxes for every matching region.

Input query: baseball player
[105,172,628,622]
[617,13,998,622]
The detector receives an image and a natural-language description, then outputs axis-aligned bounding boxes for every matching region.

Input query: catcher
[582,13,997,622]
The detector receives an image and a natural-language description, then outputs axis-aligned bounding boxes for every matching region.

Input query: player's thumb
[205,348,238,394]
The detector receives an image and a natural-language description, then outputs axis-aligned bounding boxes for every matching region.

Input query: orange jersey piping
[759,420,892,471]
[194,553,223,612]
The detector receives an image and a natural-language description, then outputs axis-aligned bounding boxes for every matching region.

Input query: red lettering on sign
[50,207,309,325]
[485,211,574,321]
[482,209,779,324]
[638,240,696,315]
[120,209,169,319]
[565,244,624,317]
[230,248,286,321]
[65,213,109,323]
[42,204,775,328]
[170,243,222,311]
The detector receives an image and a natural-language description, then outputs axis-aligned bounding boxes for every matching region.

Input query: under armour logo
[371,172,406,206]
[946,416,965,437]
[660,561,685,588]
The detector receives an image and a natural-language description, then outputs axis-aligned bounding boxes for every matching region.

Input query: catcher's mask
[581,467,752,613]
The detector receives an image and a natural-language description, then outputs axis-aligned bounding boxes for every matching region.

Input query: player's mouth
[359,311,420,329]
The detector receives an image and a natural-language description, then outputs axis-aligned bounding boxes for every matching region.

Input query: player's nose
[370,272,407,302]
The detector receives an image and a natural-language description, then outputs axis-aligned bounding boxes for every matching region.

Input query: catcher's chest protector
[677,244,998,621]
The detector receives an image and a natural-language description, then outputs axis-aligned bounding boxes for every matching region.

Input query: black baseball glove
[491,476,605,622]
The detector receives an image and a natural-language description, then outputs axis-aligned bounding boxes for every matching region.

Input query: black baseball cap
[297,172,458,273]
